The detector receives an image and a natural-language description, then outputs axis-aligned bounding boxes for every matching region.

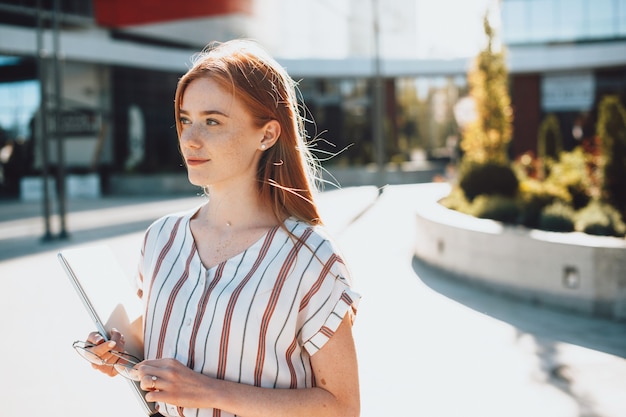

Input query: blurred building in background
[0,0,624,198]
[502,0,626,157]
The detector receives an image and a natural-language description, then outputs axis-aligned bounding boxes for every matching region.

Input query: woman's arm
[137,314,360,417]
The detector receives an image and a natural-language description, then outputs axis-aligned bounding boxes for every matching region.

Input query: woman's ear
[259,120,281,150]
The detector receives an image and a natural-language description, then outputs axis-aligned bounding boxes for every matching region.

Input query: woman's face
[178,77,265,190]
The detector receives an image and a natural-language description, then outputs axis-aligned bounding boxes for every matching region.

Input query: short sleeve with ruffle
[297,236,361,356]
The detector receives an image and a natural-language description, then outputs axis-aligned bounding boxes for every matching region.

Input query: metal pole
[53,0,68,239]
[36,0,53,241]
[372,0,386,186]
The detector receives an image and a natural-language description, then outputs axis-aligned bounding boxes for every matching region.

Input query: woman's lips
[186,158,209,166]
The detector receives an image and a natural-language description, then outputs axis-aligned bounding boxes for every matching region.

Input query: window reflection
[296,75,468,167]
[588,0,614,38]
[0,57,39,196]
[559,0,586,40]
[502,0,625,43]
[0,80,39,139]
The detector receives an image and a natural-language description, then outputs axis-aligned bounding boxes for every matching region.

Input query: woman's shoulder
[283,218,344,259]
[282,219,355,288]
[284,217,327,240]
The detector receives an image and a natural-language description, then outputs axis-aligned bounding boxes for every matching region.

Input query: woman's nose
[180,124,202,148]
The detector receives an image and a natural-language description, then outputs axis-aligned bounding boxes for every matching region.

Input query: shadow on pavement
[0,196,186,222]
[0,219,151,261]
[412,255,626,359]
[0,195,204,261]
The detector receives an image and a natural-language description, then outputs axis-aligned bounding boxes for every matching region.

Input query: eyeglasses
[72,340,141,381]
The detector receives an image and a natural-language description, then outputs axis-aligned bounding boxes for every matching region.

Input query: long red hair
[174,39,322,226]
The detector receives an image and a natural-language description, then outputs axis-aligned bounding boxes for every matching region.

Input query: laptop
[58,244,157,416]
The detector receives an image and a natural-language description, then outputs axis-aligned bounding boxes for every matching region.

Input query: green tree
[460,15,513,164]
[456,14,518,204]
[537,113,563,179]
[596,95,626,215]
[537,113,563,161]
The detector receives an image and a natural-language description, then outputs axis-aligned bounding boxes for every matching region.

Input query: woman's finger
[86,331,105,345]
[109,328,125,344]
[91,361,118,377]
[140,373,162,392]
[82,331,117,364]
[105,328,126,361]
[134,360,177,391]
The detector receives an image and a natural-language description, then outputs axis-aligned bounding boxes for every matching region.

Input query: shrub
[458,160,519,202]
[439,186,471,213]
[596,95,626,215]
[469,194,520,224]
[576,200,626,237]
[538,201,575,232]
[517,178,569,228]
[545,147,591,210]
[512,151,539,180]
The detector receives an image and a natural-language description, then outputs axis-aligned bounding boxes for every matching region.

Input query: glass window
[558,0,586,40]
[618,0,626,36]
[0,80,39,140]
[588,0,615,38]
[0,0,93,16]
[528,0,557,41]
[396,76,468,161]
[502,0,528,44]
[502,0,623,43]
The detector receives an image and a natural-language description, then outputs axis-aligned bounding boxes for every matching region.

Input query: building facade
[502,0,626,157]
[0,0,624,198]
[0,0,483,197]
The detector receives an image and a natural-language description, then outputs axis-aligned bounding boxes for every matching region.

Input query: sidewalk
[1,185,625,417]
[345,185,626,417]
[0,195,207,261]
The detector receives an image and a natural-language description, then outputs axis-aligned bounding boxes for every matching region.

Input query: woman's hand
[85,328,126,377]
[133,314,360,417]
[136,358,213,407]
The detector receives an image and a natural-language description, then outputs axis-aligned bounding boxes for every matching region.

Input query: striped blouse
[136,207,360,417]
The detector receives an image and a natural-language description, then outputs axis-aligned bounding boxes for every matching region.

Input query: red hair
[174,39,322,226]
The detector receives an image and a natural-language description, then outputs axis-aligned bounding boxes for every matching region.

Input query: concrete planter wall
[414,184,626,322]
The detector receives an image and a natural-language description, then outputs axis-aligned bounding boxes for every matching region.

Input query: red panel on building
[93,0,252,27]
[510,74,541,158]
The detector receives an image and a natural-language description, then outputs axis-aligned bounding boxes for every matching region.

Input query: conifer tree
[537,113,563,179]
[537,113,563,161]
[460,15,513,164]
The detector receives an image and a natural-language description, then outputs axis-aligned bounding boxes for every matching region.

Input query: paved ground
[1,184,625,417]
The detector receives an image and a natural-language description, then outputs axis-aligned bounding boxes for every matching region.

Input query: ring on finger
[150,375,157,390]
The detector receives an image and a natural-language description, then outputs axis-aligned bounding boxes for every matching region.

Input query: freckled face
[178,77,264,189]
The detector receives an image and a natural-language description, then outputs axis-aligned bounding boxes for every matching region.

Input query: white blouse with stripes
[136,207,360,417]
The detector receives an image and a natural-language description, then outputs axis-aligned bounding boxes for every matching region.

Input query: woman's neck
[200,184,278,231]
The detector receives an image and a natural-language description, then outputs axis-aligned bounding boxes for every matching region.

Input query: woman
[82,39,361,417]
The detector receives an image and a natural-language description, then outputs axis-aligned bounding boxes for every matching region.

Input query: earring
[260,143,267,150]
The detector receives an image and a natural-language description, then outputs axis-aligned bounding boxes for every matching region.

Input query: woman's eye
[179,117,219,126]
